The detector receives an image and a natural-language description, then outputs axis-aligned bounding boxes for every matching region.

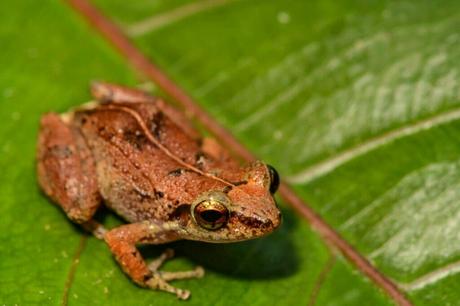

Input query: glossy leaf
[94,0,460,305]
[4,0,456,305]
[0,1,390,305]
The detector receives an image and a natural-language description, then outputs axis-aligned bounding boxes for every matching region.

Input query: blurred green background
[1,0,459,305]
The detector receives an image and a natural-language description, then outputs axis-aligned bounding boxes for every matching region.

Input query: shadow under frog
[141,206,298,280]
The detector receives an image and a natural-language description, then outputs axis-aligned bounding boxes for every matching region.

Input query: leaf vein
[399,258,460,291]
[61,236,87,306]
[287,106,460,184]
[126,0,239,36]
[308,254,336,306]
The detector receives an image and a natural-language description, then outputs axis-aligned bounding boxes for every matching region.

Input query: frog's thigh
[103,221,180,285]
[37,113,101,223]
[156,99,201,139]
[91,82,200,139]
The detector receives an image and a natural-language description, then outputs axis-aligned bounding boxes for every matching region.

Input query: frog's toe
[146,274,191,300]
[148,248,175,272]
[176,289,191,300]
[160,266,205,281]
[145,249,205,299]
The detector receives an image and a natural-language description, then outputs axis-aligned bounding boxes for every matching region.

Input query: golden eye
[193,200,229,230]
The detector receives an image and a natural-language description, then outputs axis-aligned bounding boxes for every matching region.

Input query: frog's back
[73,101,237,223]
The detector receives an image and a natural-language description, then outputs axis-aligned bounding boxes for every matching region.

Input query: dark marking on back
[195,152,207,169]
[154,190,164,199]
[97,126,116,142]
[150,112,164,140]
[222,185,233,194]
[231,180,248,186]
[49,145,73,158]
[123,129,148,150]
[168,168,184,176]
[168,168,194,177]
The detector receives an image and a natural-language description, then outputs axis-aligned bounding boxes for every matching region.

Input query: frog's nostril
[273,211,282,229]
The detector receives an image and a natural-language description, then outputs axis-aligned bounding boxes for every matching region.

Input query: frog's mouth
[230,211,277,231]
[185,210,281,244]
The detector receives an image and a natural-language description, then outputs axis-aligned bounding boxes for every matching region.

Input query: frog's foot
[104,222,204,300]
[146,249,205,300]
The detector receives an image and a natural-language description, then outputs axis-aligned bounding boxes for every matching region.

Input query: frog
[36,82,281,300]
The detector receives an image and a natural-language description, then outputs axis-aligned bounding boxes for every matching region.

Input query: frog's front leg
[104,221,204,300]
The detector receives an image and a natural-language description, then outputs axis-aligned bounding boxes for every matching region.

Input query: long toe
[148,248,175,272]
[146,273,193,300]
[161,266,205,282]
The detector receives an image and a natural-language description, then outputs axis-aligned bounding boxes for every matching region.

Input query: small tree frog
[37,82,281,299]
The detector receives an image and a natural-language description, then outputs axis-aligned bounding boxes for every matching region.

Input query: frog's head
[185,161,281,243]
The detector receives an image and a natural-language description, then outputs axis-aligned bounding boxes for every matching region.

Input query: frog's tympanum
[37,83,281,299]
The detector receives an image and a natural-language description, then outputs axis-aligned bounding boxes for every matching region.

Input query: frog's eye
[193,200,229,230]
[267,164,280,194]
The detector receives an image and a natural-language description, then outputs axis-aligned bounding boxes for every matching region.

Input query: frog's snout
[264,204,282,233]
[272,207,282,230]
[254,199,282,235]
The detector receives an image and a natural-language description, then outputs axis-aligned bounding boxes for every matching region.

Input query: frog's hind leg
[37,113,102,231]
[91,81,200,139]
[91,81,155,104]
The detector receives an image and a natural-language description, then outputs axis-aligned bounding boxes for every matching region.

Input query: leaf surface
[4,0,457,305]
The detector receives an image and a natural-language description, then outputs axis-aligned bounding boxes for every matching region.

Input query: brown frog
[37,82,281,299]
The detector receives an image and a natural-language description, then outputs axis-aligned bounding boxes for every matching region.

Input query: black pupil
[268,164,280,194]
[200,210,223,223]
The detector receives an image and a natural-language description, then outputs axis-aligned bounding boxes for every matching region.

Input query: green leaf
[93,0,460,305]
[1,1,389,304]
[5,0,457,305]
